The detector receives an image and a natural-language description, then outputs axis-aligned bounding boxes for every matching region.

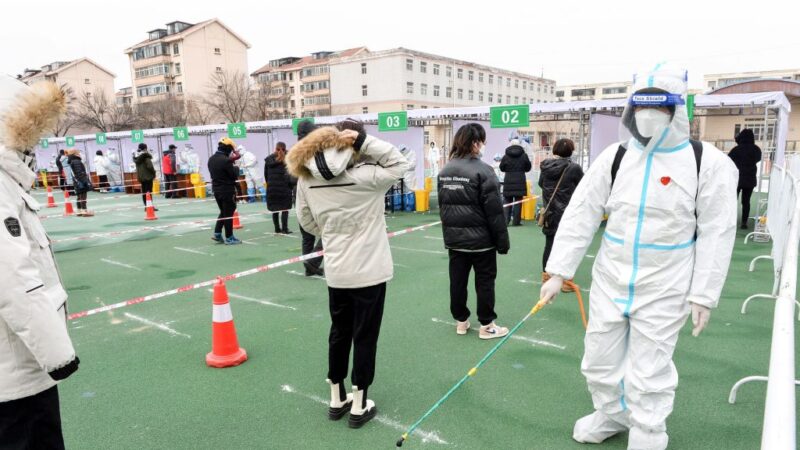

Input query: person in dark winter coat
[208,137,242,245]
[538,138,583,282]
[500,140,532,225]
[728,128,761,229]
[55,149,66,191]
[264,142,295,234]
[438,123,510,340]
[66,150,93,216]
[296,121,324,276]
[162,145,178,198]
[133,143,156,208]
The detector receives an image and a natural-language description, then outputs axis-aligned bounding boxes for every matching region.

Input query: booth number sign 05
[378,112,408,132]
[490,105,530,129]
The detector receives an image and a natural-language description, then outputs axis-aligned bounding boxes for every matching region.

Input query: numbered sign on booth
[490,105,530,129]
[96,133,107,145]
[131,130,144,143]
[292,117,315,135]
[40,138,49,149]
[378,111,408,132]
[228,122,247,139]
[173,126,189,141]
[65,136,75,147]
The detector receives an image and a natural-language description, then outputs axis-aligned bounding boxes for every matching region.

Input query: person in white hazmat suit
[428,141,440,178]
[0,81,80,448]
[540,65,738,450]
[398,144,417,192]
[236,145,264,203]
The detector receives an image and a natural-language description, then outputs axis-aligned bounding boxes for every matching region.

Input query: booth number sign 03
[490,105,530,128]
[378,112,408,132]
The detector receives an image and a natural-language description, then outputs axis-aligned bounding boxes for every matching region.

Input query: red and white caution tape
[44,183,210,207]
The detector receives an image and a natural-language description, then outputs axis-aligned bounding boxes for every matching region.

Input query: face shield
[620,64,691,152]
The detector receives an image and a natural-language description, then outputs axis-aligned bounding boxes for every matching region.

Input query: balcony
[131,54,172,68]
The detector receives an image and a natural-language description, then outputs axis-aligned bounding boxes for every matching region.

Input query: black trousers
[140,179,154,206]
[504,195,523,225]
[98,175,109,190]
[543,233,555,272]
[300,226,323,270]
[214,192,237,238]
[76,191,88,210]
[0,386,65,450]
[738,186,754,226]
[164,175,178,198]
[328,283,386,389]
[272,211,289,232]
[448,249,498,326]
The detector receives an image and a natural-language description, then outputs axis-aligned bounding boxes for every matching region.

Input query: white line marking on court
[114,213,135,218]
[241,240,259,246]
[173,246,214,256]
[280,384,448,445]
[100,258,141,271]
[391,246,447,255]
[586,254,595,259]
[424,236,443,241]
[206,289,297,311]
[393,263,410,268]
[123,313,191,338]
[286,270,324,280]
[430,318,565,350]
[266,232,301,239]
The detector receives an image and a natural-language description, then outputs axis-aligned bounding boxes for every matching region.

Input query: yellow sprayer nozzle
[468,367,477,377]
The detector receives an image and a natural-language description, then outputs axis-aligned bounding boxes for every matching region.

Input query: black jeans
[300,226,323,270]
[214,192,237,238]
[98,175,109,190]
[543,233,555,272]
[738,186,754,226]
[504,195,523,225]
[328,283,386,389]
[76,191,88,210]
[140,179,154,206]
[448,249,498,325]
[272,211,289,232]
[164,174,178,198]
[0,386,65,450]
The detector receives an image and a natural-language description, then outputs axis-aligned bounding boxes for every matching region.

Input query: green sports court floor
[36,189,797,449]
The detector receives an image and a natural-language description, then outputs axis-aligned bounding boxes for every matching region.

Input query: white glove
[540,275,564,304]
[690,303,711,337]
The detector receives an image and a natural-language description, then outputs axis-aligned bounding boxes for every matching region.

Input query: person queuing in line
[208,137,242,245]
[93,150,111,193]
[264,141,295,234]
[500,137,532,226]
[288,119,409,428]
[228,145,244,202]
[61,149,74,194]
[437,123,510,339]
[55,149,66,191]
[727,128,762,229]
[66,149,93,217]
[162,144,178,199]
[538,138,583,285]
[0,80,80,450]
[133,143,156,210]
[296,121,324,277]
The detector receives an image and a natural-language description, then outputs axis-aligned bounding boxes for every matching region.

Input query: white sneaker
[456,320,470,335]
[326,379,352,421]
[479,322,509,340]
[573,410,629,444]
[348,386,376,429]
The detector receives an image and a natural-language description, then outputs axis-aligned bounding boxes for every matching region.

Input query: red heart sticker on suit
[660,177,671,185]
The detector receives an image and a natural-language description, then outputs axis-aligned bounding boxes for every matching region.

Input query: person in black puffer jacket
[264,141,295,234]
[728,128,761,229]
[208,137,242,245]
[66,149,93,216]
[538,138,583,282]
[500,140,532,226]
[438,123,510,340]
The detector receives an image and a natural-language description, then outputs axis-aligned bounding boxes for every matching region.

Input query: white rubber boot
[348,386,377,428]
[627,427,668,450]
[326,379,352,421]
[573,410,630,444]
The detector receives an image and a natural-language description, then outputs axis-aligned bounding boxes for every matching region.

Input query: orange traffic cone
[232,210,243,229]
[206,278,247,368]
[63,190,74,216]
[144,192,158,221]
[46,186,56,208]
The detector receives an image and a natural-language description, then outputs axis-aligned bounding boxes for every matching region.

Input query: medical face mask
[635,109,671,138]
[476,144,485,158]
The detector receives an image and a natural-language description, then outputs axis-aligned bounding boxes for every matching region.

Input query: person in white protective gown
[428,141,440,178]
[398,144,417,192]
[236,145,264,202]
[540,64,738,450]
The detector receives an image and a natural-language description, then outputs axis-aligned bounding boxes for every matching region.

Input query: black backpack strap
[689,139,702,177]
[610,144,627,188]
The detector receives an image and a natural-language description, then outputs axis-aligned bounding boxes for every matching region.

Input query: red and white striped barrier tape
[39,194,252,221]
[45,183,211,207]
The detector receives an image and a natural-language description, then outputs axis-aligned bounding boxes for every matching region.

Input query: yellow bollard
[521,181,536,220]
[153,178,160,194]
[190,173,206,198]
[40,171,48,188]
[424,177,433,192]
[414,189,430,212]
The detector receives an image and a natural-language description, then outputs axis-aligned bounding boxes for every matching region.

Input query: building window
[446,86,452,98]
[515,79,519,89]
[497,95,502,104]
[514,96,519,104]
[362,107,368,114]
[537,84,541,92]
[362,85,368,96]
[433,64,440,75]
[216,66,223,73]
[84,78,90,84]
[406,59,413,70]
[468,71,474,81]
[421,105,428,109]
[523,81,527,90]
[457,68,463,79]
[361,63,367,74]
[555,90,564,98]
[446,66,452,77]
[214,47,221,55]
[571,88,596,97]
[488,74,494,84]
[601,86,628,95]
[407,82,414,94]
[522,97,527,104]
[457,88,463,99]
[173,43,179,55]
[468,90,474,101]
[478,91,484,102]
[479,72,484,83]
[433,85,440,97]
[506,95,511,103]
[420,61,427,73]
[175,63,181,74]
[177,82,183,93]
[498,76,503,86]
[420,83,428,95]
[550,86,554,94]
[407,104,414,110]
[506,78,510,87]
[488,93,494,102]
[136,83,169,97]
[134,63,172,79]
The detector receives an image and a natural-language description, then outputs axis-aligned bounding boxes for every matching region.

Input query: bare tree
[203,71,255,123]
[135,95,186,129]
[50,84,81,136]
[73,89,136,132]
[249,81,272,121]
[185,96,215,126]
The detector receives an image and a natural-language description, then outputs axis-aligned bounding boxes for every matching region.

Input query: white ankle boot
[326,379,352,420]
[348,386,377,428]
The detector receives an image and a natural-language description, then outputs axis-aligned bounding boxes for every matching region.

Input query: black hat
[168,144,177,150]
[297,120,318,140]
[137,143,147,150]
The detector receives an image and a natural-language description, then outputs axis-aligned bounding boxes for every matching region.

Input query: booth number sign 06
[378,112,408,132]
[490,105,530,129]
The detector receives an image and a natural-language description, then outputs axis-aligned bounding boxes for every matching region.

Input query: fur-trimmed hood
[286,126,356,181]
[0,82,65,152]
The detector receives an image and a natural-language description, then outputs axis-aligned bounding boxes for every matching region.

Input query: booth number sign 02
[378,112,408,132]
[490,105,530,129]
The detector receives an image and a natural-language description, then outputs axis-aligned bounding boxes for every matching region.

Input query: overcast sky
[5,0,799,91]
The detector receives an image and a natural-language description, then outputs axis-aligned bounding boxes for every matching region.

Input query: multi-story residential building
[328,47,556,115]
[554,81,632,102]
[124,19,250,104]
[116,87,133,106]
[704,68,800,92]
[18,58,116,102]
[251,47,368,119]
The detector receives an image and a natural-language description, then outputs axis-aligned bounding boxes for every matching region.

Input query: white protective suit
[428,143,440,178]
[235,146,263,202]
[93,153,111,176]
[178,145,200,174]
[545,65,738,449]
[399,144,417,191]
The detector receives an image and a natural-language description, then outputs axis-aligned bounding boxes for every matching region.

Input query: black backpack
[611,140,703,188]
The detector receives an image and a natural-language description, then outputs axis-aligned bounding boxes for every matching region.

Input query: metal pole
[755,106,770,219]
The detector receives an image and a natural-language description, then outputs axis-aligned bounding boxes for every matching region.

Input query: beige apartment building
[704,68,800,92]
[124,19,250,104]
[251,48,368,119]
[554,81,632,102]
[116,87,133,106]
[18,58,116,102]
